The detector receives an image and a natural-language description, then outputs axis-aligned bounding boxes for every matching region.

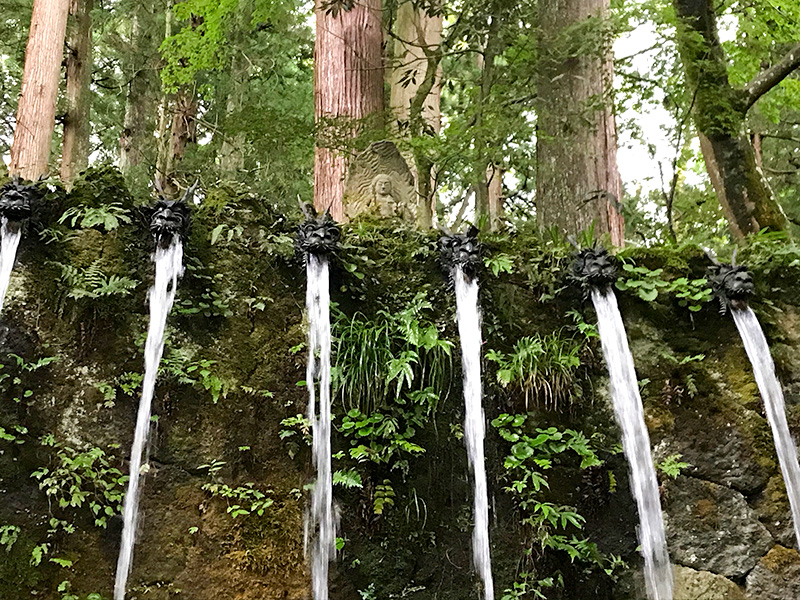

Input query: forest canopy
[0,0,798,244]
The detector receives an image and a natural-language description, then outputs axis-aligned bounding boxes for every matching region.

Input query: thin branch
[742,43,800,111]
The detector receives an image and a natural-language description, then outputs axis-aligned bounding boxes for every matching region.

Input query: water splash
[591,288,672,600]
[114,238,184,600]
[306,254,335,600]
[732,306,800,547]
[454,267,494,600]
[0,217,22,311]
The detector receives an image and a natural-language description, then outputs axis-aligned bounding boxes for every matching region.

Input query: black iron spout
[148,182,194,249]
[439,225,481,280]
[570,246,618,295]
[296,203,341,256]
[0,176,40,232]
[706,253,754,314]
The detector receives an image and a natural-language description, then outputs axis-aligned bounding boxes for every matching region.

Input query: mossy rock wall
[2,173,800,599]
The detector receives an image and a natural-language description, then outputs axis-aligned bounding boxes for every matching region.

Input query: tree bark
[487,164,503,231]
[536,0,624,246]
[156,88,197,196]
[673,0,788,238]
[119,0,159,184]
[61,0,93,187]
[313,0,384,221]
[473,13,501,227]
[10,0,70,180]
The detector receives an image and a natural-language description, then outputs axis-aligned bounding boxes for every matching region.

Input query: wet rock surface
[672,565,746,600]
[664,476,773,577]
[659,411,771,494]
[745,545,800,600]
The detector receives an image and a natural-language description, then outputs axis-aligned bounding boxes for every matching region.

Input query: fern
[52,260,138,299]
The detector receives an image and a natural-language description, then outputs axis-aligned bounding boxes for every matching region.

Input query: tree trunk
[313,0,384,221]
[673,0,787,238]
[487,164,503,231]
[61,0,93,187]
[218,51,248,176]
[156,88,197,196]
[536,0,624,246]
[10,0,70,180]
[119,0,159,186]
[473,13,501,227]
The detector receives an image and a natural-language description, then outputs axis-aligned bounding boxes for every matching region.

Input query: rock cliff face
[2,170,800,599]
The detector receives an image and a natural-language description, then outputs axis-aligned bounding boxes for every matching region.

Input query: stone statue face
[375,176,392,196]
[296,210,341,256]
[0,179,38,224]
[439,226,481,279]
[570,247,618,292]
[708,264,754,313]
[149,200,190,248]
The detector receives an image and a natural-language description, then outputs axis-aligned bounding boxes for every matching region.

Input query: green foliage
[615,263,669,302]
[160,347,230,404]
[332,468,363,489]
[657,453,690,479]
[59,203,132,232]
[53,260,138,300]
[339,387,438,475]
[484,253,514,277]
[492,414,621,582]
[332,292,453,414]
[486,333,583,410]
[279,414,311,459]
[373,480,396,515]
[0,525,20,552]
[615,260,713,311]
[201,482,274,518]
[31,439,127,529]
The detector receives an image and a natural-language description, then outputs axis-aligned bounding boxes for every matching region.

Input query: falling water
[306,254,335,600]
[0,218,22,311]
[732,306,800,547]
[591,287,672,600]
[114,238,184,600]
[454,267,494,600]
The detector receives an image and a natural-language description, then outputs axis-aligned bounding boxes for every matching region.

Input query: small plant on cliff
[31,437,128,528]
[492,414,623,588]
[486,332,583,410]
[332,292,453,415]
[59,203,132,232]
[53,260,138,300]
[657,453,690,479]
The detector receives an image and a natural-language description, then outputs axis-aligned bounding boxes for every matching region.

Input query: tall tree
[10,0,70,179]
[672,0,798,238]
[119,0,161,186]
[535,0,624,245]
[313,0,384,221]
[61,0,93,187]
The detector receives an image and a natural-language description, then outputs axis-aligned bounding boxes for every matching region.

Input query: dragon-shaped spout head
[0,176,40,231]
[705,248,754,314]
[148,182,194,248]
[439,225,481,280]
[296,203,341,256]
[570,246,618,294]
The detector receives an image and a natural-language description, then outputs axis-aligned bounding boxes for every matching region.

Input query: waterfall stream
[114,239,184,600]
[454,267,494,600]
[591,287,672,600]
[732,306,800,548]
[0,217,22,311]
[306,254,335,600]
